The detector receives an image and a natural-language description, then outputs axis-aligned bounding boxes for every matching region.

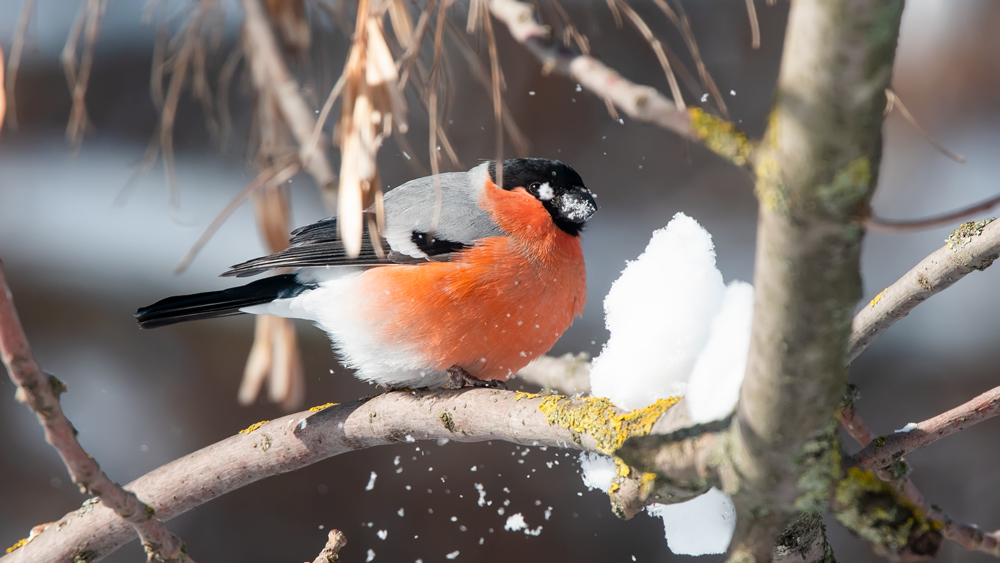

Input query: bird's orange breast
[351,179,587,381]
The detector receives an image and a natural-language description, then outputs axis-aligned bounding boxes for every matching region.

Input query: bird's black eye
[528,182,541,194]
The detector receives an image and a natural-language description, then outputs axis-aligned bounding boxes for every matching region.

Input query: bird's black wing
[221,217,469,278]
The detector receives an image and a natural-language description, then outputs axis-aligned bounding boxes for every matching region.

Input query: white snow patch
[538,182,554,201]
[686,281,755,423]
[647,488,736,555]
[366,549,375,562]
[474,483,488,507]
[377,530,387,540]
[397,508,404,517]
[579,452,616,492]
[504,513,527,531]
[590,213,726,410]
[896,422,919,433]
[446,551,460,559]
[365,471,377,491]
[524,526,543,536]
[586,213,753,556]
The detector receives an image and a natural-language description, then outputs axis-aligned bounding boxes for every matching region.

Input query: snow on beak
[554,186,597,224]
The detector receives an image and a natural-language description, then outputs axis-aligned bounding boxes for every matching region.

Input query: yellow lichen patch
[816,157,871,216]
[754,154,785,212]
[688,107,752,167]
[869,289,887,308]
[238,420,269,435]
[537,395,681,455]
[947,217,996,250]
[515,391,539,401]
[309,402,339,412]
[873,436,886,447]
[608,456,632,494]
[834,467,940,552]
[5,537,30,553]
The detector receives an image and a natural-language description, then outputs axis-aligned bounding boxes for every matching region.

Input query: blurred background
[2,0,1000,561]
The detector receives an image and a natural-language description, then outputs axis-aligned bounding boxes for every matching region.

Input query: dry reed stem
[5,0,35,130]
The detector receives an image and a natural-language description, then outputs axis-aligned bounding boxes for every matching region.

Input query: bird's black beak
[553,186,597,225]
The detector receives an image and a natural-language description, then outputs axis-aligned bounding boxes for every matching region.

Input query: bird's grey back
[382,162,503,254]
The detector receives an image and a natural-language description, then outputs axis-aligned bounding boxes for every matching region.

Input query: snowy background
[3,1,1000,561]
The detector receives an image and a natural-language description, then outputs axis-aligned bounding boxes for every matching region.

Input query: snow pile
[647,488,737,555]
[590,213,726,410]
[504,513,527,531]
[586,212,754,556]
[579,452,616,492]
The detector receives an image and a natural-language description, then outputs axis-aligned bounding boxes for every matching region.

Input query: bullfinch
[136,158,597,389]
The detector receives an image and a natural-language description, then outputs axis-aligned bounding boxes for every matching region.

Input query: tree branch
[4,390,705,563]
[850,217,1000,362]
[0,261,194,563]
[311,530,346,563]
[841,403,1000,557]
[487,0,692,138]
[853,384,1000,470]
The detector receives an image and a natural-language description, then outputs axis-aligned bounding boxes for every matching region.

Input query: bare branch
[488,0,692,138]
[311,530,346,563]
[0,262,194,563]
[850,217,1000,362]
[853,384,1000,470]
[842,403,1000,557]
[867,194,1000,233]
[884,89,965,164]
[7,390,699,563]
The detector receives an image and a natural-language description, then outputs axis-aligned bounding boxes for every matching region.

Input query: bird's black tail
[135,274,311,329]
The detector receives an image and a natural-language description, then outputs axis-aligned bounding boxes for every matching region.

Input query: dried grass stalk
[337,0,408,257]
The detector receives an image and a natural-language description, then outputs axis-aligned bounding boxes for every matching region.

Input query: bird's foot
[445,367,508,390]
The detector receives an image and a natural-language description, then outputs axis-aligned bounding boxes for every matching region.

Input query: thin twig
[853,385,1000,470]
[653,0,728,117]
[311,530,347,563]
[481,0,505,187]
[217,44,243,151]
[867,192,1000,233]
[66,0,108,148]
[850,217,1000,362]
[5,0,36,130]
[488,0,692,137]
[614,0,685,111]
[302,70,347,169]
[174,162,298,274]
[427,0,449,233]
[842,405,1000,557]
[0,262,195,563]
[744,0,760,49]
[885,89,965,164]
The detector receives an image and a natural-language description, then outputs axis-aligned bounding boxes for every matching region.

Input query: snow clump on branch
[586,212,752,556]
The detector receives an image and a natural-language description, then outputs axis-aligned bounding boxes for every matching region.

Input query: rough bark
[728,1,904,560]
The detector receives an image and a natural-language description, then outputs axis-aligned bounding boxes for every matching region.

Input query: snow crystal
[366,549,375,562]
[544,507,552,520]
[686,281,754,423]
[538,182,554,201]
[446,551,460,560]
[393,456,400,466]
[590,213,726,410]
[504,513,527,531]
[579,453,616,493]
[647,488,736,555]
[377,530,387,540]
[474,483,487,507]
[524,526,543,536]
[397,508,404,517]
[365,472,377,491]
[896,422,919,433]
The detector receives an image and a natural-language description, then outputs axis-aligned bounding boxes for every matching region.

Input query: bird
[136,158,596,389]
